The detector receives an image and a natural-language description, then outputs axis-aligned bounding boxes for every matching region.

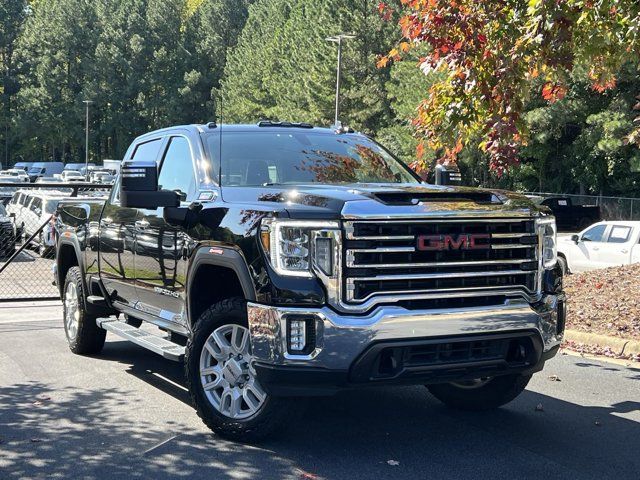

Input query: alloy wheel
[199,324,267,420]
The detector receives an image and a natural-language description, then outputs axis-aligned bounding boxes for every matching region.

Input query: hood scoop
[372,191,501,206]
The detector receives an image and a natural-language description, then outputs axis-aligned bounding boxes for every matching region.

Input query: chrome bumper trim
[247,296,564,371]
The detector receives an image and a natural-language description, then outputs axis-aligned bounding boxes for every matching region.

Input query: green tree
[15,0,97,162]
[383,0,640,174]
[0,0,27,165]
[222,0,400,135]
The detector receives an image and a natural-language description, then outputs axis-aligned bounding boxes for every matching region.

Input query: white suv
[10,190,71,256]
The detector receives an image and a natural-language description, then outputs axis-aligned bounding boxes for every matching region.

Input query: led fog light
[286,317,316,355]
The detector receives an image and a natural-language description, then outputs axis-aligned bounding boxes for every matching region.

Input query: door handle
[135,220,150,230]
[621,249,629,254]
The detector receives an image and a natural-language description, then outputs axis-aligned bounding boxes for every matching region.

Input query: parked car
[55,122,564,441]
[11,190,72,256]
[557,221,640,273]
[92,172,115,184]
[13,162,33,172]
[0,202,17,259]
[536,196,601,231]
[0,169,30,182]
[60,170,85,182]
[64,162,95,172]
[27,162,65,182]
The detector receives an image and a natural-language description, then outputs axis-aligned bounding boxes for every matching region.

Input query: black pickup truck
[537,196,601,231]
[55,123,565,441]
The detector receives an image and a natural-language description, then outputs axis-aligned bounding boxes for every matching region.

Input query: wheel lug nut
[244,374,250,380]
[238,354,243,360]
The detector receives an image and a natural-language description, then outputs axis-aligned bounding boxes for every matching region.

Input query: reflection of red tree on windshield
[296,144,397,183]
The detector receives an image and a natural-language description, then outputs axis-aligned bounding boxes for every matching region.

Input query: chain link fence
[0,182,111,301]
[524,192,640,222]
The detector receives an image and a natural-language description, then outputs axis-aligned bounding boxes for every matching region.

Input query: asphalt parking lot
[0,301,638,480]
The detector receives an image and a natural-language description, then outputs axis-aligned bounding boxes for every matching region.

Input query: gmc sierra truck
[55,122,565,441]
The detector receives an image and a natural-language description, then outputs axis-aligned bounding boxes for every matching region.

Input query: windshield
[28,167,44,174]
[205,131,419,186]
[0,204,6,216]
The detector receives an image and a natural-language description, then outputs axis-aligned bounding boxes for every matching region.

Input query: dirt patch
[565,263,640,342]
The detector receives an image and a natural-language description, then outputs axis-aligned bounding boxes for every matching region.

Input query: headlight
[260,219,340,277]
[537,217,557,269]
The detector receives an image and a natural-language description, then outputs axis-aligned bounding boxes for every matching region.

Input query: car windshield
[204,130,419,186]
[0,204,6,215]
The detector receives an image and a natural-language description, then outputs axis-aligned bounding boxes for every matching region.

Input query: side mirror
[571,234,579,244]
[9,212,15,218]
[119,161,179,209]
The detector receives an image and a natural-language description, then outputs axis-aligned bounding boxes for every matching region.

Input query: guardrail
[0,182,112,301]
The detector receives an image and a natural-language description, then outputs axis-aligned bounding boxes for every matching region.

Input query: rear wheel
[63,267,106,355]
[427,374,532,411]
[185,297,293,442]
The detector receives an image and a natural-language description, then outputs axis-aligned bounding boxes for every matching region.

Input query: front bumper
[247,295,565,395]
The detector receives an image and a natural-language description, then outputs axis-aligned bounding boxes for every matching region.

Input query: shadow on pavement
[2,341,638,480]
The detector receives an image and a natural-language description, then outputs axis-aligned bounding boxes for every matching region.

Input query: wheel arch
[557,252,570,274]
[186,247,257,328]
[57,237,84,296]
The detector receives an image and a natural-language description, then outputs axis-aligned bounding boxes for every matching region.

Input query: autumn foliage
[379,0,640,175]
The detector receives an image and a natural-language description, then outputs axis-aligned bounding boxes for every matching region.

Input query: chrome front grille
[343,218,539,305]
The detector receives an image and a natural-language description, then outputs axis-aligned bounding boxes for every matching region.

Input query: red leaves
[377,2,394,21]
[542,82,567,103]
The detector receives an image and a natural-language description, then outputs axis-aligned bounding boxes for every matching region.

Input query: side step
[87,295,108,306]
[97,318,185,362]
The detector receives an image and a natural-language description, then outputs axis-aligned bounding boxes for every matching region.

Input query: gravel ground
[565,264,640,342]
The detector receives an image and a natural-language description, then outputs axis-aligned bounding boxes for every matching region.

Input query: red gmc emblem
[417,234,491,251]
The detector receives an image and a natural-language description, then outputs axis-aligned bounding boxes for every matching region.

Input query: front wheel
[63,266,106,355]
[427,374,532,411]
[184,298,293,442]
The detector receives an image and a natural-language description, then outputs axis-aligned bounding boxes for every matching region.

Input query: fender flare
[186,246,257,323]
[56,235,86,295]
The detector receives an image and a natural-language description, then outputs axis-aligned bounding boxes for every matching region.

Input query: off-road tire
[185,297,293,442]
[427,374,532,411]
[63,267,106,355]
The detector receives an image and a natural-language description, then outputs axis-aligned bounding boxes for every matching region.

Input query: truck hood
[220,183,544,219]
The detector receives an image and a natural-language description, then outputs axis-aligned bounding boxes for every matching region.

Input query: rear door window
[607,225,632,243]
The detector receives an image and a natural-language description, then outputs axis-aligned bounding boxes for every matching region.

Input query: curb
[564,329,640,357]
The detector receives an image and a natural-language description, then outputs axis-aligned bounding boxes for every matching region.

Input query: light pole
[326,34,355,127]
[83,100,93,179]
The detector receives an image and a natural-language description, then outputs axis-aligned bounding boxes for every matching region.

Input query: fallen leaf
[594,420,602,426]
[387,460,400,466]
[535,403,544,412]
[547,375,561,382]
